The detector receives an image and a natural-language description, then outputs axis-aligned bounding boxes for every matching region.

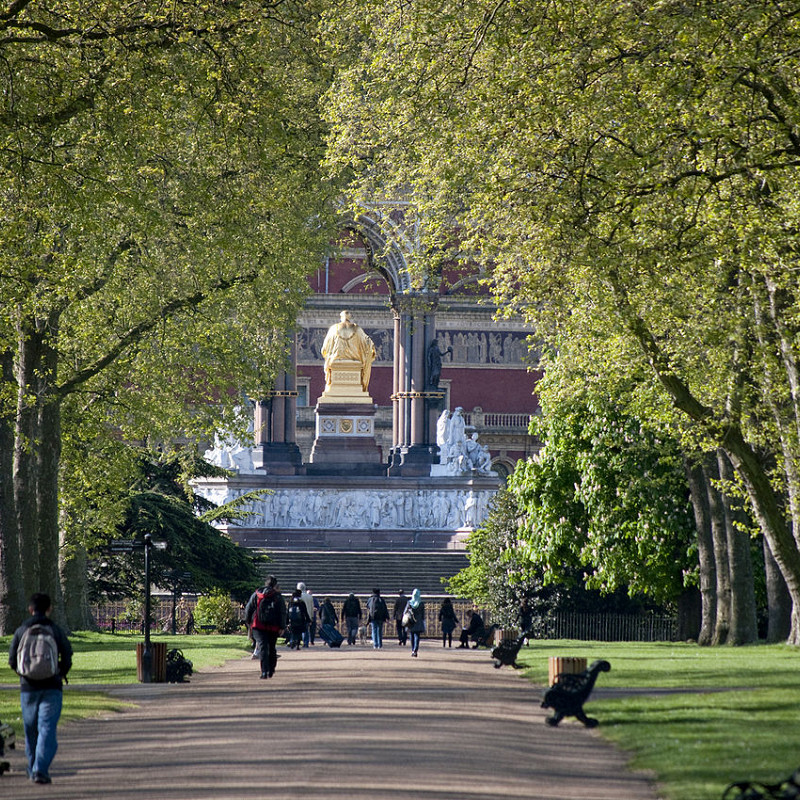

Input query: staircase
[254,550,469,598]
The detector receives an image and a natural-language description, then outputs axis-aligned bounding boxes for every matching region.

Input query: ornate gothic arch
[341,208,436,297]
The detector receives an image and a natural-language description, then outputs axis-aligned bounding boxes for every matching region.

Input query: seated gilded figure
[321,310,376,393]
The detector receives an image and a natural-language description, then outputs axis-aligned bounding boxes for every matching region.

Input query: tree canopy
[89,450,263,605]
[0,0,339,630]
[324,0,800,641]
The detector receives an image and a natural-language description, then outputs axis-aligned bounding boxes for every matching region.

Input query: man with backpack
[244,576,287,679]
[8,592,72,784]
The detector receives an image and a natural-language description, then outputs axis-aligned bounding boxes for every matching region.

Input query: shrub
[193,589,242,634]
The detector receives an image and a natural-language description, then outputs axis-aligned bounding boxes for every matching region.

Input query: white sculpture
[435,408,495,476]
[202,408,258,474]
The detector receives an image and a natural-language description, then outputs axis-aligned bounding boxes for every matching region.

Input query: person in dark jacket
[459,606,485,648]
[319,597,337,630]
[244,575,286,679]
[393,590,408,646]
[366,588,389,649]
[341,593,362,645]
[8,592,72,784]
[438,598,458,648]
[287,590,311,649]
[404,588,426,657]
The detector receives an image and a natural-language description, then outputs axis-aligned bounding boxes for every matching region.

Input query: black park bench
[490,628,533,669]
[0,719,15,776]
[472,623,499,648]
[541,659,611,728]
[723,768,800,799]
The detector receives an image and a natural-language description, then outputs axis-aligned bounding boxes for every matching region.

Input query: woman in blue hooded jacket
[403,588,426,657]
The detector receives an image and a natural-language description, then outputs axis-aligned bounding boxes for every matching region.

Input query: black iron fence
[90,601,678,642]
[538,612,679,642]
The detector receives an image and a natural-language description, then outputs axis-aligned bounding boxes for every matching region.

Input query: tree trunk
[705,458,731,645]
[721,425,800,645]
[38,394,65,623]
[717,450,758,644]
[15,324,42,599]
[61,541,93,631]
[764,537,792,643]
[685,458,716,645]
[676,586,701,641]
[0,349,26,633]
[618,295,800,644]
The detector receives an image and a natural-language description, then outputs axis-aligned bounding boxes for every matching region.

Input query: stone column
[389,292,439,476]
[257,332,303,475]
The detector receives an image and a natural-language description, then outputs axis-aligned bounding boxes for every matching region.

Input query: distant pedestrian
[366,588,389,649]
[439,598,457,648]
[341,593,362,645]
[404,588,426,657]
[319,597,337,629]
[287,590,311,650]
[393,590,408,646]
[244,576,287,679]
[297,583,315,647]
[8,592,73,784]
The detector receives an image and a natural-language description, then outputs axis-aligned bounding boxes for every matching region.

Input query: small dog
[357,625,369,645]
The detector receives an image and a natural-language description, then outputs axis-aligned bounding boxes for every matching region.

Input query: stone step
[254,550,469,598]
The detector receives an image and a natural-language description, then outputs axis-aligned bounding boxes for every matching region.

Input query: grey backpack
[17,623,59,680]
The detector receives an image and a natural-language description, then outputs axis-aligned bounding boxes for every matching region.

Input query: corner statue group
[321,310,376,393]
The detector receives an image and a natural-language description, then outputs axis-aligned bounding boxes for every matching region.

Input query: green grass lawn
[517,640,800,800]
[0,631,253,741]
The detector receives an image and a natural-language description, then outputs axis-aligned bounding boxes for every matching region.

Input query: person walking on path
[319,597,337,630]
[287,590,311,650]
[8,592,73,784]
[366,588,389,649]
[341,593,362,645]
[393,590,408,646]
[404,589,426,657]
[296,582,315,647]
[438,598,457,648]
[244,576,287,679]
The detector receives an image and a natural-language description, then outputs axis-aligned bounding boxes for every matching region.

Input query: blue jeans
[410,631,421,654]
[371,622,384,648]
[20,689,62,779]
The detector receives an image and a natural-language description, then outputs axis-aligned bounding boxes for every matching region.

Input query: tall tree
[0,1,337,631]
[323,0,800,642]
[507,366,696,611]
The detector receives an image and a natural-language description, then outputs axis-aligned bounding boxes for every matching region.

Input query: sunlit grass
[517,640,800,800]
[0,631,252,741]
[0,631,251,685]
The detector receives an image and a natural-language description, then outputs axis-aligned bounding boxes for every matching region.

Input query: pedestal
[318,359,373,405]
[258,442,304,475]
[309,402,383,472]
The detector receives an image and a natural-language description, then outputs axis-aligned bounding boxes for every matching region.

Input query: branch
[605,268,718,429]
[735,73,800,156]
[55,269,258,398]
[0,0,31,22]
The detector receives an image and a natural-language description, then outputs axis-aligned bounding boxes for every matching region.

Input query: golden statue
[321,310,376,394]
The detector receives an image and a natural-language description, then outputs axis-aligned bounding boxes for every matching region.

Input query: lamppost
[141,534,154,683]
[109,535,166,683]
